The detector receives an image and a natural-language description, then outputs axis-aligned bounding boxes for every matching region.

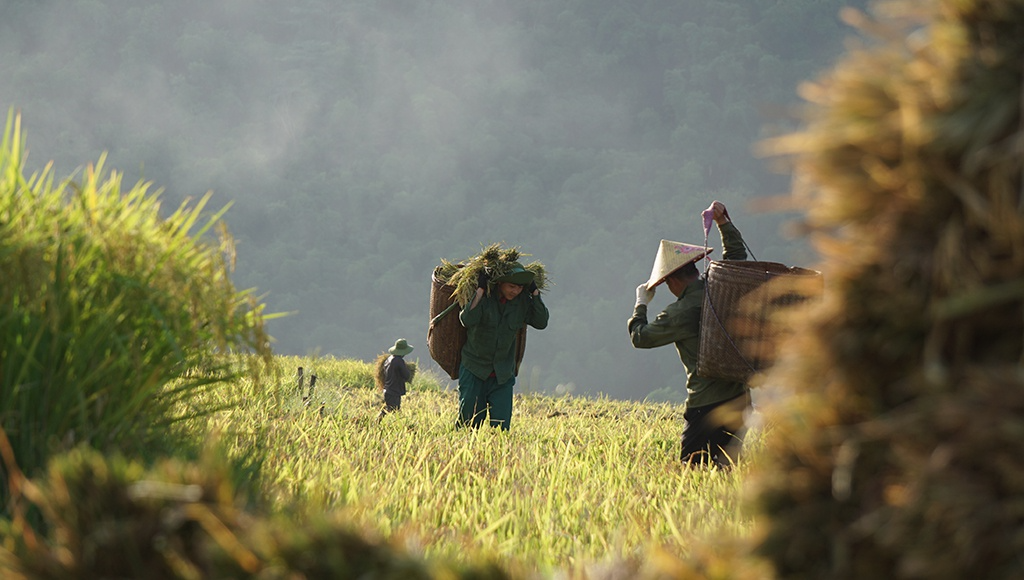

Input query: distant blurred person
[458,263,549,430]
[627,200,752,468]
[377,338,414,423]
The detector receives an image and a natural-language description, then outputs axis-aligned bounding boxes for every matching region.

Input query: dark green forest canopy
[0,0,865,400]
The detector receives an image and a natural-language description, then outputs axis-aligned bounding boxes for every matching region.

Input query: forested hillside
[0,0,865,399]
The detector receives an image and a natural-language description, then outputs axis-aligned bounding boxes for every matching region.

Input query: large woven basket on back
[697,260,823,382]
[427,266,528,380]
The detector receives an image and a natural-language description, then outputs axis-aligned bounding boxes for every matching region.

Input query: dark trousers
[456,365,514,430]
[377,392,402,422]
[680,391,751,467]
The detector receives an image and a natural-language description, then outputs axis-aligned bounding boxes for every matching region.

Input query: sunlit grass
[0,110,273,485]
[180,354,762,576]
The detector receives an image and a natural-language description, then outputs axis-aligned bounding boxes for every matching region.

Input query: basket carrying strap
[429,301,458,329]
[701,264,759,377]
[701,212,758,377]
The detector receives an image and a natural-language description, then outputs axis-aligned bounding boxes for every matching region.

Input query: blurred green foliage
[0,112,273,493]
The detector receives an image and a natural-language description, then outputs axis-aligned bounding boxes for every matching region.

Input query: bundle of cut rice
[374,352,417,390]
[749,1,1024,578]
[434,243,548,307]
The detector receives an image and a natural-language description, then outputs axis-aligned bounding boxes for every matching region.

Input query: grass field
[0,118,763,576]
[179,354,763,577]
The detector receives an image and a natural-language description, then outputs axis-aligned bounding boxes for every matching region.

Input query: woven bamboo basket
[427,266,528,380]
[697,260,823,382]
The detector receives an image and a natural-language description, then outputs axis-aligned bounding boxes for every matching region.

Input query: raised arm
[706,200,747,261]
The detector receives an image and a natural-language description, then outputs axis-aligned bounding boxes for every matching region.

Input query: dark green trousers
[457,364,514,430]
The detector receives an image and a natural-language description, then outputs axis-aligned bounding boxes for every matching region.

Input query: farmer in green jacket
[458,262,549,430]
[628,200,751,467]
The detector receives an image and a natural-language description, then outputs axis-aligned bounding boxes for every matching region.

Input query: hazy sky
[0,0,833,400]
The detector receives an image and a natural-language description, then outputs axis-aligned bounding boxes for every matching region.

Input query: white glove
[635,283,655,307]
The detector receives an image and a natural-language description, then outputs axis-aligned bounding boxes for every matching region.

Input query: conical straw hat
[645,239,713,289]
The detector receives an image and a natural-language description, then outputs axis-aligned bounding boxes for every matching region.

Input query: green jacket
[628,221,748,408]
[460,291,549,383]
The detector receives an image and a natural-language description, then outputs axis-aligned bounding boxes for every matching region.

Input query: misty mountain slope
[0,0,863,399]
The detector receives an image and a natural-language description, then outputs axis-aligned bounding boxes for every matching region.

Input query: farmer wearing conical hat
[458,262,549,430]
[377,338,415,423]
[628,200,752,468]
